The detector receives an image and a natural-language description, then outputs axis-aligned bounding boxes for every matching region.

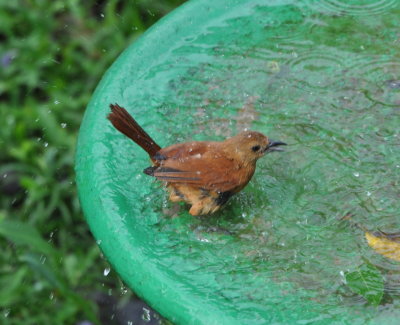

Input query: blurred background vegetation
[0,1,185,324]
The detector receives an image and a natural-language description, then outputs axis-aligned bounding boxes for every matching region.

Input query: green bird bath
[76,0,400,324]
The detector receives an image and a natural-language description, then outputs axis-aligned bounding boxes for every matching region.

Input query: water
[78,0,400,323]
[103,267,111,276]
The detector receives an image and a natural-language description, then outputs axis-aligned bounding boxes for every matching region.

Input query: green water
[78,0,400,323]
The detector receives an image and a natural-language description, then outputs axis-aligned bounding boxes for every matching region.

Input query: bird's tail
[108,104,161,158]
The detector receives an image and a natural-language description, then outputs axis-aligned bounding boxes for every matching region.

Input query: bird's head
[225,130,287,164]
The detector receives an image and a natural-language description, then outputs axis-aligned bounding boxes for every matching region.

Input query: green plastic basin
[76,0,400,324]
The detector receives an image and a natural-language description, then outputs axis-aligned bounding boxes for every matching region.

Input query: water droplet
[103,267,111,276]
[142,308,151,322]
[44,142,49,148]
[100,13,105,18]
[49,292,54,300]
[353,172,360,177]
[96,239,102,245]
[339,270,346,284]
[121,286,128,295]
[54,100,60,105]
[386,80,400,89]
[3,173,7,179]
[60,123,67,128]
[198,237,210,243]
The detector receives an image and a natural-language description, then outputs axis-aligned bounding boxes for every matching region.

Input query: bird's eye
[251,145,261,152]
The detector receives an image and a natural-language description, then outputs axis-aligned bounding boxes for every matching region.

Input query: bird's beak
[265,140,287,153]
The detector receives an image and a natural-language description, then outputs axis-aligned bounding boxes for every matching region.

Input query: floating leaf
[365,231,400,262]
[340,213,400,262]
[345,263,384,305]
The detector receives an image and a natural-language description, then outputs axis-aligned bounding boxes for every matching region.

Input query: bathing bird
[108,104,286,215]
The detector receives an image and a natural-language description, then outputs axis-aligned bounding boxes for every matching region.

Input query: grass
[0,1,185,324]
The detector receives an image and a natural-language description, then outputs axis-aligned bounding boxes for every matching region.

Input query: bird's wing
[148,142,246,192]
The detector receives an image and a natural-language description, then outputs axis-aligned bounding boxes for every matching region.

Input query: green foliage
[0,0,184,323]
[345,263,385,306]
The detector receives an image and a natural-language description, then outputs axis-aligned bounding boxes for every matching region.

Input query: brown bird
[108,104,286,216]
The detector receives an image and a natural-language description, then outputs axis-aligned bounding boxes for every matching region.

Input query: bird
[108,104,286,216]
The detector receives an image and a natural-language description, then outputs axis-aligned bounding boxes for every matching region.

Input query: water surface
[80,0,400,323]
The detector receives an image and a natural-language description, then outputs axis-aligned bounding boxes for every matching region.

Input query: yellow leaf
[365,232,400,262]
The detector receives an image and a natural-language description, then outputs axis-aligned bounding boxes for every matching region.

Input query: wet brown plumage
[108,104,286,215]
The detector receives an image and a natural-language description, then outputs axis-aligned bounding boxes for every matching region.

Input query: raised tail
[108,104,161,158]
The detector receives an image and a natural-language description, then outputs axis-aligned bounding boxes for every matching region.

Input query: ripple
[285,49,345,89]
[347,56,400,106]
[310,0,398,16]
[232,3,314,49]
